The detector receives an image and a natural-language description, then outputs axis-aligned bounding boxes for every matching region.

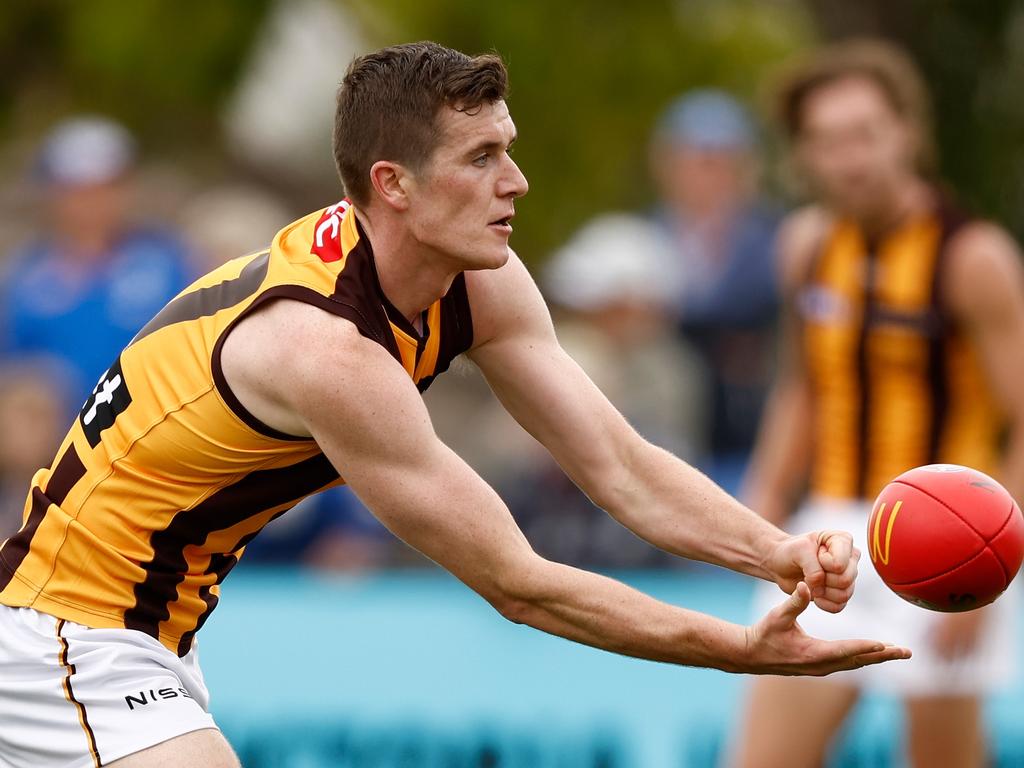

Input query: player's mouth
[488,212,515,234]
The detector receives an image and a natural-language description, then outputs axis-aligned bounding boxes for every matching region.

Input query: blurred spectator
[0,116,194,413]
[650,89,782,492]
[179,184,293,274]
[543,213,705,460]
[476,213,707,569]
[0,362,68,537]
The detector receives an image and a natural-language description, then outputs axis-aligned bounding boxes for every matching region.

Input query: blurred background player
[649,90,782,493]
[732,39,1024,768]
[0,116,194,413]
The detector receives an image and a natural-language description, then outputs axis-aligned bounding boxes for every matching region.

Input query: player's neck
[854,175,932,240]
[356,210,458,325]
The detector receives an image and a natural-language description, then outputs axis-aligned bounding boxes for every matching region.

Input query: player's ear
[368,160,411,212]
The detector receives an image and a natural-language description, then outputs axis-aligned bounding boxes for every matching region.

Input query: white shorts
[752,499,1020,696]
[0,605,219,767]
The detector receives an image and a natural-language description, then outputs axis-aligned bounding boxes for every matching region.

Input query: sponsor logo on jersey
[124,687,194,710]
[310,199,351,263]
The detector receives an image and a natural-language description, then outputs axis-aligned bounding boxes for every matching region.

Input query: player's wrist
[690,619,755,674]
[755,528,793,586]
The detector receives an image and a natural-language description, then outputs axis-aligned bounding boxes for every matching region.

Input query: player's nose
[499,156,529,199]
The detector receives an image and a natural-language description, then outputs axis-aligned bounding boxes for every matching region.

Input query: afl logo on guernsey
[310,200,351,263]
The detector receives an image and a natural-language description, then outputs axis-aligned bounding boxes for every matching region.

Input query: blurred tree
[806,0,1024,238]
[0,1,270,151]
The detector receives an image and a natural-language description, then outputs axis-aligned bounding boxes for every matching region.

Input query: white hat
[36,116,136,185]
[544,213,683,311]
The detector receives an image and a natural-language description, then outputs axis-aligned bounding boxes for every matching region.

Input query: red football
[867,464,1024,612]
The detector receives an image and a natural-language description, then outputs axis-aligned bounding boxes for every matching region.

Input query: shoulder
[774,205,832,293]
[945,219,1019,269]
[221,297,413,437]
[242,297,385,371]
[943,219,1024,317]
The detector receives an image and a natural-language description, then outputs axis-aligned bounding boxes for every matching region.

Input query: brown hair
[334,41,509,205]
[773,38,935,171]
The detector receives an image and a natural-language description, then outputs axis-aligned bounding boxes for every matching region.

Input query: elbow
[482,555,551,626]
[490,592,534,625]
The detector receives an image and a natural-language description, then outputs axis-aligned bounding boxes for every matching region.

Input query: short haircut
[773,38,935,171]
[334,41,509,206]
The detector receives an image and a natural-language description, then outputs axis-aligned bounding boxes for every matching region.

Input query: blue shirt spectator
[2,230,191,406]
[649,90,782,492]
[0,116,193,412]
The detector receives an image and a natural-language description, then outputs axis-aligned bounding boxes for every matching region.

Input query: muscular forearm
[601,440,787,582]
[501,557,750,672]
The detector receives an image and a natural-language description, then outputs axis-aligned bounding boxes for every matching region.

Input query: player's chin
[482,245,512,270]
[459,247,510,273]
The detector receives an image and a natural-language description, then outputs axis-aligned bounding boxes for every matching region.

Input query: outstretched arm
[466,251,850,611]
[223,298,908,675]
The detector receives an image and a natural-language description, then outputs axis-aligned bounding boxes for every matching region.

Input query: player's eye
[472,154,489,167]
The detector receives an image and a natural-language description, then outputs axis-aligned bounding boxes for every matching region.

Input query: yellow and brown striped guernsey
[799,201,1002,501]
[0,200,473,656]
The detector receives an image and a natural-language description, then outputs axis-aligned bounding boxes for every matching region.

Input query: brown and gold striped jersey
[799,202,1002,501]
[0,200,473,655]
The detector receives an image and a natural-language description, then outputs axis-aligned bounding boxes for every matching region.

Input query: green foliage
[0,1,270,148]
[905,1,1024,236]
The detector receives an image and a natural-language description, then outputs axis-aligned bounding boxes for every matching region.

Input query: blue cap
[35,116,136,185]
[656,89,754,149]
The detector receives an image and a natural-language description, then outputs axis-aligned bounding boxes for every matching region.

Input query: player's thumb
[777,581,812,625]
[795,541,827,594]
